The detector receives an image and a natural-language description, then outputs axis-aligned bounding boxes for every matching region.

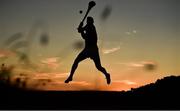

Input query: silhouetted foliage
[0,63,14,83]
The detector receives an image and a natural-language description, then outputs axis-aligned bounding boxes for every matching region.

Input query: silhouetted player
[65,16,111,84]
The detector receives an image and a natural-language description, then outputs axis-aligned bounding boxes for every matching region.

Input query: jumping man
[65,16,111,84]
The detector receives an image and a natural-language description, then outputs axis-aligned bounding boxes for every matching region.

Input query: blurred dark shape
[3,32,32,66]
[0,63,6,80]
[47,79,51,83]
[79,10,83,14]
[22,80,27,88]
[14,74,29,89]
[17,52,29,63]
[42,83,46,86]
[101,5,112,21]
[10,41,28,51]
[0,63,14,83]
[26,20,50,54]
[15,51,36,70]
[73,40,84,50]
[15,78,21,87]
[4,32,23,46]
[144,63,157,71]
[1,63,5,70]
[26,22,40,49]
[19,54,36,69]
[20,73,26,77]
[37,79,51,87]
[40,33,49,46]
[3,31,32,66]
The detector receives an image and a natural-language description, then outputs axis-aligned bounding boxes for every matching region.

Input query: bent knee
[73,61,79,67]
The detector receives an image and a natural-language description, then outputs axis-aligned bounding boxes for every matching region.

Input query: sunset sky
[0,0,179,91]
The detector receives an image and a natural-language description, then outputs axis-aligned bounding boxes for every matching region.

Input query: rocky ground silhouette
[0,75,179,109]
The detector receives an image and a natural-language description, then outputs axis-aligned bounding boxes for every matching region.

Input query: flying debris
[101,5,112,21]
[40,33,49,46]
[142,61,157,71]
[144,63,157,71]
[73,40,84,50]
[19,53,29,62]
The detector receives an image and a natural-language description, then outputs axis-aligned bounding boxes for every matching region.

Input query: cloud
[125,32,131,35]
[128,63,144,67]
[113,80,137,85]
[125,30,137,35]
[0,49,15,58]
[102,46,120,54]
[0,54,5,58]
[24,72,93,91]
[117,61,157,71]
[117,62,143,68]
[12,71,139,91]
[32,72,69,80]
[40,57,60,69]
[99,80,138,91]
[54,81,91,86]
[52,72,69,78]
[132,30,137,34]
[41,57,58,63]
[71,81,91,86]
[37,80,93,91]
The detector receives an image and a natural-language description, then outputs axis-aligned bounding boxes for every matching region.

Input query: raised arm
[77,22,86,39]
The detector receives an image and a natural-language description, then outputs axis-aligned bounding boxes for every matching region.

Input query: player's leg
[65,51,87,83]
[91,51,111,84]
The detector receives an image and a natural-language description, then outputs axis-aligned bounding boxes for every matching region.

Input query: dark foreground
[0,75,180,110]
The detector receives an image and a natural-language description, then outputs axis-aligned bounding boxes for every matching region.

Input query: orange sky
[0,0,179,91]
